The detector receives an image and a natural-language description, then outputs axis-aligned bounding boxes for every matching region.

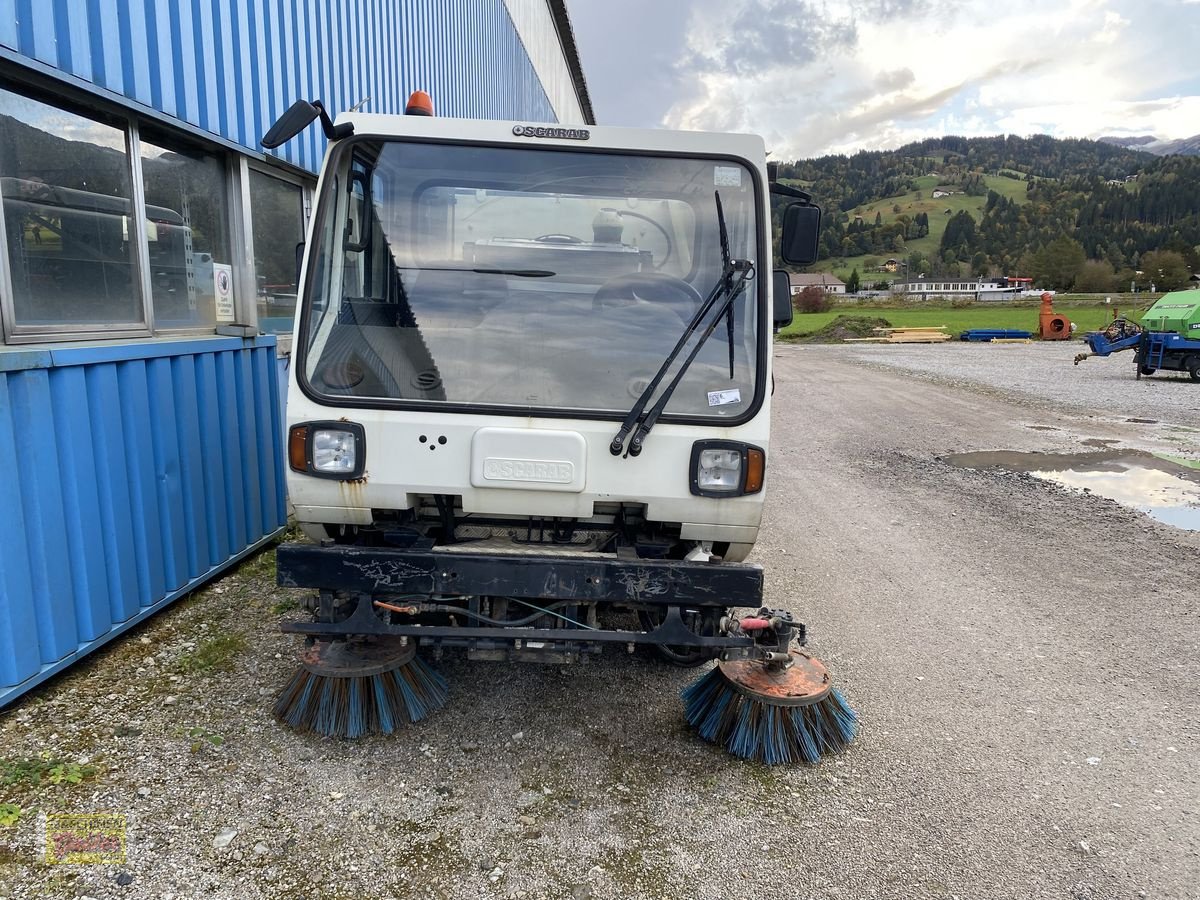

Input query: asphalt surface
[2,345,1197,899]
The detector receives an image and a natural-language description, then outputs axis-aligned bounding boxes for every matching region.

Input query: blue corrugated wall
[0,2,565,706]
[0,0,559,172]
[0,336,287,704]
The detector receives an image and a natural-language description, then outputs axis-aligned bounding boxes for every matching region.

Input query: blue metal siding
[0,336,287,705]
[0,0,559,171]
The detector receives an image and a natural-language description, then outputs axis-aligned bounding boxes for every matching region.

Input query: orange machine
[1038,291,1072,340]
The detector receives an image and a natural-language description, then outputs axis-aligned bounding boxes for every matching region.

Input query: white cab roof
[336,112,766,163]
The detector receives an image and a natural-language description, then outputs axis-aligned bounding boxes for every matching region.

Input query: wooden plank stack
[844,326,952,344]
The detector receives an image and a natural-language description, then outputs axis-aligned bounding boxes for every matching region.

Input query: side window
[0,86,145,331]
[139,128,232,330]
[248,169,306,334]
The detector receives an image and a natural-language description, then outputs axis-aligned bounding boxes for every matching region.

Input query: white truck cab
[265,96,819,673]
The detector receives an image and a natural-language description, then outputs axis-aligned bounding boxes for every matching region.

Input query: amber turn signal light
[744,448,765,494]
[288,425,309,473]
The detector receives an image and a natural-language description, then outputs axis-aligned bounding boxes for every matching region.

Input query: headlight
[697,448,742,492]
[312,429,357,474]
[288,422,366,480]
[689,441,765,497]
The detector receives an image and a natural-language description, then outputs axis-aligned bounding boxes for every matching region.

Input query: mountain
[776,134,1200,291]
[1098,134,1200,156]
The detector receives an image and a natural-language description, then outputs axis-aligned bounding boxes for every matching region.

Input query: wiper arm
[624,262,752,457]
[608,265,736,456]
[609,190,748,458]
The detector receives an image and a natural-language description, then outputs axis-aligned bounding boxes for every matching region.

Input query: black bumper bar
[276,543,763,607]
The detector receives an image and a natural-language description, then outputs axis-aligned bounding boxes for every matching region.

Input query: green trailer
[1141,289,1200,337]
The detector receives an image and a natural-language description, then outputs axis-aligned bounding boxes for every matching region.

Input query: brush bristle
[681,666,857,764]
[274,656,449,738]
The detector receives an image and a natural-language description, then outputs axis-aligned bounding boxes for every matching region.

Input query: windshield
[300,139,762,419]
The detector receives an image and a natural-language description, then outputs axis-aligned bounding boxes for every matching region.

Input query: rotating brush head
[274,638,448,738]
[681,650,856,765]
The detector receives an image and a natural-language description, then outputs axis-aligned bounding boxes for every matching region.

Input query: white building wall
[503,0,588,124]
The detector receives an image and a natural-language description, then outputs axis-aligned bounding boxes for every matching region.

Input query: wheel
[1139,366,1156,377]
[592,272,704,324]
[1189,358,1200,382]
[636,609,720,668]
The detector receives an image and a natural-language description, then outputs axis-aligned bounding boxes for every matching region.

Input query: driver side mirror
[780,203,821,266]
[772,270,793,332]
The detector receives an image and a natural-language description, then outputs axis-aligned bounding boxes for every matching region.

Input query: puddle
[946,449,1200,531]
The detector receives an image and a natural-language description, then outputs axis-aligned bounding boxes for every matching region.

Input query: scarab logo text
[483,457,574,483]
[512,125,590,141]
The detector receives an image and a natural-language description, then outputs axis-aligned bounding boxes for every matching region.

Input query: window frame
[243,160,314,346]
[136,124,240,338]
[0,74,316,346]
[0,95,153,343]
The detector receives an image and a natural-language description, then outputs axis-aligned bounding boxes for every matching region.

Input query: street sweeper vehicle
[261,94,856,764]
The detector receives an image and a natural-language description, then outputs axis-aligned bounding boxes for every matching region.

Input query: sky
[564,0,1200,159]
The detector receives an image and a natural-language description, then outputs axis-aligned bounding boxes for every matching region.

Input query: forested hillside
[778,135,1200,292]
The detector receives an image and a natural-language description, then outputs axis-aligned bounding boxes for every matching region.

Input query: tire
[636,610,720,668]
[1189,359,1200,382]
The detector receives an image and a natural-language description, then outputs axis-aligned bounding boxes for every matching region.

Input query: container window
[139,128,232,330]
[0,86,145,330]
[249,170,305,334]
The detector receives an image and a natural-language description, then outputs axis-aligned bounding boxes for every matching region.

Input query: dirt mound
[788,315,892,343]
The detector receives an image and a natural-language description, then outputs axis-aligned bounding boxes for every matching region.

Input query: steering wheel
[533,234,585,244]
[592,272,704,324]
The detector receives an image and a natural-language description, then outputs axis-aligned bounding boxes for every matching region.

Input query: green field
[779,302,1121,340]
[811,174,1030,282]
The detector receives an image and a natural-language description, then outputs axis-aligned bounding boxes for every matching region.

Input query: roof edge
[545,0,596,126]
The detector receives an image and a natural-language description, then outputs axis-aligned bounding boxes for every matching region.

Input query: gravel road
[2,345,1198,900]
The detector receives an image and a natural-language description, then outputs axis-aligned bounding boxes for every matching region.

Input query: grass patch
[782,315,892,343]
[1,754,98,789]
[176,633,248,674]
[780,303,1117,339]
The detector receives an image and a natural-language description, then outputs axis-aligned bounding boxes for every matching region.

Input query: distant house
[1105,179,1124,186]
[880,258,901,273]
[789,272,847,295]
[893,277,1022,301]
[932,188,958,198]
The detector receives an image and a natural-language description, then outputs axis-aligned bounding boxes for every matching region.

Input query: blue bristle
[345,678,364,738]
[274,654,449,738]
[681,665,857,765]
[373,675,395,735]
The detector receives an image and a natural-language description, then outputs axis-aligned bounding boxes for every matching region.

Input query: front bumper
[276,543,765,650]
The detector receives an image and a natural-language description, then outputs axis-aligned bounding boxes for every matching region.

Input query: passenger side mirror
[772,270,793,332]
[780,203,821,266]
[262,100,321,149]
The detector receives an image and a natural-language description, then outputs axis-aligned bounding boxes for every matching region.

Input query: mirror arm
[769,182,813,204]
[311,100,355,141]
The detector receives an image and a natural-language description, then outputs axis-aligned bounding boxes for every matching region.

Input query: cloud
[682,0,857,78]
[654,0,1200,157]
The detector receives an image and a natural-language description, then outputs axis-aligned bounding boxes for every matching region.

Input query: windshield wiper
[400,265,555,278]
[609,191,753,458]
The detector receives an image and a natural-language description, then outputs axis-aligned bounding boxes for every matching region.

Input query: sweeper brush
[682,650,856,764]
[274,637,448,738]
